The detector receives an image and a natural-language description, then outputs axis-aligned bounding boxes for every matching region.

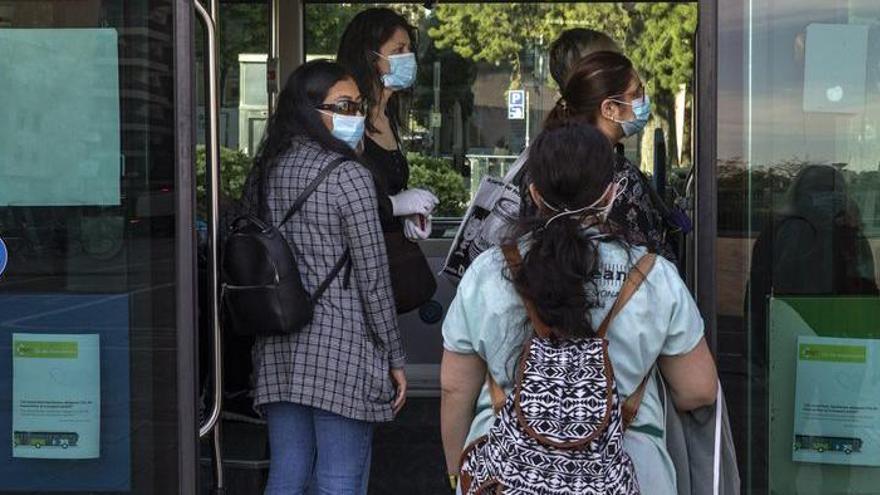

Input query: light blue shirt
[442,240,705,494]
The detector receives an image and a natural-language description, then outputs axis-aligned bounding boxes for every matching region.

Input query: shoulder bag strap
[279,156,348,227]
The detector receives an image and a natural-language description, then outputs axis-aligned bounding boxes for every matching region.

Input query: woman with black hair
[337,8,438,244]
[523,50,677,262]
[240,59,405,494]
[440,122,717,494]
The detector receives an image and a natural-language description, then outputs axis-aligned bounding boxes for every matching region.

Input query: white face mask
[374,51,417,89]
[319,111,365,149]
[543,177,628,228]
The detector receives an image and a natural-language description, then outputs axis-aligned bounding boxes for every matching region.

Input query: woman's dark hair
[507,122,616,339]
[253,59,358,171]
[336,8,417,133]
[548,28,620,88]
[546,50,636,128]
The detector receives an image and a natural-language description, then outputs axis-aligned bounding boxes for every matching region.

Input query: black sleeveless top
[362,134,410,233]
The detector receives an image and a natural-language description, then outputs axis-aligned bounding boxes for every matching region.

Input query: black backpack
[221,157,350,337]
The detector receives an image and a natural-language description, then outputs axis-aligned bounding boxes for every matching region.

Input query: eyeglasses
[315,100,366,116]
[609,84,645,104]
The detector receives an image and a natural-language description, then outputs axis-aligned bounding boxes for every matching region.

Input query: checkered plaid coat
[240,137,405,422]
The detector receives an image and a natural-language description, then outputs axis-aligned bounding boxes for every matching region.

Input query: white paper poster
[793,335,880,466]
[12,333,101,459]
[0,29,121,206]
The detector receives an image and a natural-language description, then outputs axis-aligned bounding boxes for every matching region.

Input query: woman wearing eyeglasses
[337,9,439,314]
[240,59,406,495]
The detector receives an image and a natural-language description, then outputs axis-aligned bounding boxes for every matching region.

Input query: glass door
[0,0,199,492]
[716,0,880,492]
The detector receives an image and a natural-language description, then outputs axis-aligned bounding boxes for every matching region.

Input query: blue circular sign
[0,237,7,277]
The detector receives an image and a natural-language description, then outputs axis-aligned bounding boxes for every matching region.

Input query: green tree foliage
[426,4,697,166]
[429,4,630,87]
[414,15,479,135]
[429,4,543,86]
[305,4,370,56]
[218,5,268,106]
[304,4,427,57]
[195,145,253,215]
[407,153,469,217]
[627,4,697,99]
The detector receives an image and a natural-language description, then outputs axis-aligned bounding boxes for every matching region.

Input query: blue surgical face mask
[321,111,365,149]
[611,94,652,137]
[376,52,417,90]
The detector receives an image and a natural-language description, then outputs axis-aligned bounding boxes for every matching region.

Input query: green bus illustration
[794,434,862,455]
[13,431,79,449]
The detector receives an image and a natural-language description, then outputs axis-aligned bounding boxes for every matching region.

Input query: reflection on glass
[717,0,880,493]
[0,1,181,492]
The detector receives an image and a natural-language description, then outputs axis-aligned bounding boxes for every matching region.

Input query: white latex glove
[389,188,439,217]
[403,214,432,241]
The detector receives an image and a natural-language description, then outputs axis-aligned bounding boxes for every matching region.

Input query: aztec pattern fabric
[460,336,639,495]
[459,247,656,494]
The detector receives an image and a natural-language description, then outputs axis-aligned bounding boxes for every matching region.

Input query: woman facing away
[337,7,438,242]
[518,50,677,262]
[440,121,717,494]
[239,59,406,495]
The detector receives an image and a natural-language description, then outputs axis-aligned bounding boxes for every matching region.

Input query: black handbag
[384,231,437,314]
[221,157,350,337]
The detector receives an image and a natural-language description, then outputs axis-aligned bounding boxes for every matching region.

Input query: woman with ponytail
[440,122,717,494]
[522,50,677,262]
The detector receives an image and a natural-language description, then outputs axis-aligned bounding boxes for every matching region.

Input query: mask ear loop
[543,180,618,228]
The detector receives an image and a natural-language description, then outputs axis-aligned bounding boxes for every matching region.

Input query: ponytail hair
[545,50,636,129]
[506,122,616,339]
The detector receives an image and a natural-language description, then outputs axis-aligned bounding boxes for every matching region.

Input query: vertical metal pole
[525,90,530,147]
[194,1,225,492]
[268,0,279,115]
[696,0,718,356]
[433,60,441,156]
[194,0,222,443]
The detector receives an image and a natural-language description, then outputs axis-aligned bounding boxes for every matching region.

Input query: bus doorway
[197,1,706,493]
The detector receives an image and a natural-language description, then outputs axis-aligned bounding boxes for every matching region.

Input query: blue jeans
[264,402,374,495]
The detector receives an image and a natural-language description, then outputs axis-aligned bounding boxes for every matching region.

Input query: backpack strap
[503,243,657,426]
[622,373,652,429]
[596,253,657,338]
[274,156,352,304]
[486,373,507,415]
[500,245,553,339]
[599,253,657,428]
[279,156,348,227]
[308,249,351,305]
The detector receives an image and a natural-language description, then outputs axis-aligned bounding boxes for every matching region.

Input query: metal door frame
[695,0,718,354]
[174,0,199,493]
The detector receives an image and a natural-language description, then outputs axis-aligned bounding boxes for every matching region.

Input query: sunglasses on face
[315,99,366,116]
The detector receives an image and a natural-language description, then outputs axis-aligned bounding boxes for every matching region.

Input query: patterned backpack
[459,246,657,495]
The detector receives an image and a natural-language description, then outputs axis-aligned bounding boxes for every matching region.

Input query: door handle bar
[194,0,223,440]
